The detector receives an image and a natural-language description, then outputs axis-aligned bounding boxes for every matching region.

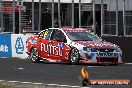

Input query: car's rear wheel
[30,48,40,63]
[69,48,80,64]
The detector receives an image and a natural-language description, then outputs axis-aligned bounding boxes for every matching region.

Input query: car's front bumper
[79,60,124,65]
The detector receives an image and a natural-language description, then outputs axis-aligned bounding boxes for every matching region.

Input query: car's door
[49,29,71,62]
[38,29,53,59]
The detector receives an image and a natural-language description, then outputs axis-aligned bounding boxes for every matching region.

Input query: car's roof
[48,28,91,33]
[62,28,87,30]
[49,28,87,30]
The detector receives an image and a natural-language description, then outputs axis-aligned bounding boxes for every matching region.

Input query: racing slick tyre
[69,48,80,64]
[30,48,40,63]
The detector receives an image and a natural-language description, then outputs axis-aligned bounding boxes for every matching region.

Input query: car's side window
[44,29,53,40]
[51,29,67,43]
[51,30,60,40]
[38,30,46,38]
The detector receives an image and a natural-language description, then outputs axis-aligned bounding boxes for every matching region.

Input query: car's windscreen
[66,32,101,41]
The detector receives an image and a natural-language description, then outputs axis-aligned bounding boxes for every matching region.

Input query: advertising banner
[11,34,32,59]
[0,34,12,57]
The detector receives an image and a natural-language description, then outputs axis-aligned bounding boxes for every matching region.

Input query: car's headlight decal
[89,53,95,59]
[83,47,87,51]
[90,48,97,52]
[115,47,122,52]
[83,47,97,52]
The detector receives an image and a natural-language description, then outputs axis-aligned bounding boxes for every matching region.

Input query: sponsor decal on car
[56,43,65,48]
[41,43,62,56]
[29,38,37,44]
[96,52,118,57]
[94,43,116,47]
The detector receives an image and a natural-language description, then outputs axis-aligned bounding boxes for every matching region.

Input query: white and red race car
[26,28,123,64]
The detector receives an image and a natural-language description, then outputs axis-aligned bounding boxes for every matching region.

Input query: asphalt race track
[0,58,132,87]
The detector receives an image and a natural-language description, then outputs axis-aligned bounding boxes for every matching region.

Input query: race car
[26,28,123,64]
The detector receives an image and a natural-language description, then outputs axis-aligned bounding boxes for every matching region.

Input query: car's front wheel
[69,48,80,64]
[30,48,40,63]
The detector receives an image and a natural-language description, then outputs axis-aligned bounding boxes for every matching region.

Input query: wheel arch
[68,47,81,64]
[30,46,40,55]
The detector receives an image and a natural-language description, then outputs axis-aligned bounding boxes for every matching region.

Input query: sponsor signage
[11,34,32,59]
[79,67,130,86]
[1,4,19,12]
[81,4,101,11]
[0,3,26,13]
[15,37,24,54]
[0,34,12,57]
[90,80,130,85]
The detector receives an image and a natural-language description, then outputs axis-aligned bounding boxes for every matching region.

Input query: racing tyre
[30,48,40,63]
[69,48,80,64]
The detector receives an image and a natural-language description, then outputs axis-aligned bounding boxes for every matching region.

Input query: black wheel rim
[30,48,38,62]
[70,49,79,63]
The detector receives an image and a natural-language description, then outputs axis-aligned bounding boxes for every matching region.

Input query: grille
[97,58,118,62]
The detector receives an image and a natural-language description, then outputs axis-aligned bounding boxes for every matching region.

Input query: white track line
[0,80,4,82]
[87,66,102,67]
[0,80,92,88]
[34,83,43,85]
[124,63,132,65]
[8,81,19,83]
[20,82,32,84]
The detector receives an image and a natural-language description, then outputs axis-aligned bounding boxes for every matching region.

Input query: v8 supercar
[26,28,123,64]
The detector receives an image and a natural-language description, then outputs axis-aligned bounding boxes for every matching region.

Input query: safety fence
[0,34,32,59]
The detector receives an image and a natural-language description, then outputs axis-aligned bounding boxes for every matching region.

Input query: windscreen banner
[0,34,12,57]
